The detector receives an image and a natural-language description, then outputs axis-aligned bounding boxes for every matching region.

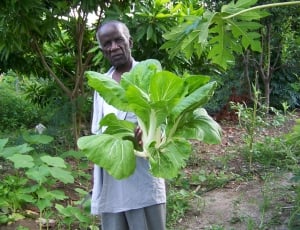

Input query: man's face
[98,24,132,68]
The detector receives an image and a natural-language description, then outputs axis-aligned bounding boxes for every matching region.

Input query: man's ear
[129,37,133,48]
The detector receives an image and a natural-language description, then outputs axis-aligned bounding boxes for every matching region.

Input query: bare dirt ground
[1,112,299,230]
[172,111,299,230]
[174,172,296,230]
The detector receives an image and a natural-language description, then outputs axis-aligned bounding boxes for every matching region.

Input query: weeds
[0,134,92,229]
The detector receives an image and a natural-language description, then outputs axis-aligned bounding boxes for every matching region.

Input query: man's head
[96,20,133,69]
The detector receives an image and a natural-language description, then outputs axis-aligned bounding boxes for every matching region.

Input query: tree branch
[33,39,72,98]
[223,1,300,20]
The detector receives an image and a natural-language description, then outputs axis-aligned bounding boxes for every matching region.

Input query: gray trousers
[100,203,166,230]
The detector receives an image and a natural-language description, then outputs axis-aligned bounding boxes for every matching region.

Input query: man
[90,20,166,230]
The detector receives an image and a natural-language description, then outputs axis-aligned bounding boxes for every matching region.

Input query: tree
[161,0,300,109]
[0,0,133,146]
[252,0,300,108]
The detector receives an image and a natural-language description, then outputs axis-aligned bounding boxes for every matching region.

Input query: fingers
[134,126,143,145]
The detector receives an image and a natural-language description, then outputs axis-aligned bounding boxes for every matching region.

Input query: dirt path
[174,172,295,230]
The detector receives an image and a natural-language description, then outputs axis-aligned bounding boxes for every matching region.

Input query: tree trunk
[243,49,253,100]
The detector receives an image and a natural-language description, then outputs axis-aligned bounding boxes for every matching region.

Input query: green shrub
[286,118,300,153]
[0,85,40,132]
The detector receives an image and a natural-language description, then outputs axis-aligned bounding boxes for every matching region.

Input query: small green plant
[286,120,300,229]
[252,136,298,169]
[281,101,290,115]
[288,173,300,228]
[0,135,74,229]
[204,225,225,230]
[55,204,93,229]
[230,84,263,170]
[54,188,98,230]
[286,118,300,151]
[166,187,200,228]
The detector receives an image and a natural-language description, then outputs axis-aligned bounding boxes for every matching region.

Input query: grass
[167,112,300,229]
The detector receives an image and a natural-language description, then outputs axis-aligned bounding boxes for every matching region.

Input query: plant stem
[223,1,300,20]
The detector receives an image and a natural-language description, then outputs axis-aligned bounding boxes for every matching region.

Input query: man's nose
[110,41,119,50]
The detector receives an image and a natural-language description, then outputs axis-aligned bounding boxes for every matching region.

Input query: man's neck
[115,58,133,74]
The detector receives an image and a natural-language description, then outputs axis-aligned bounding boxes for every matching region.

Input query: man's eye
[103,43,111,49]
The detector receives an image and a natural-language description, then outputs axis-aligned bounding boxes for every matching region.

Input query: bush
[0,85,40,132]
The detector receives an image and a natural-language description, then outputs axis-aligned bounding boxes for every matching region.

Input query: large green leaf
[77,134,136,179]
[26,165,50,184]
[100,113,136,137]
[0,138,8,152]
[150,71,184,102]
[41,155,66,168]
[175,108,222,144]
[208,15,237,69]
[49,167,74,184]
[22,133,54,144]
[229,20,262,52]
[0,144,33,158]
[149,71,185,125]
[124,84,151,122]
[7,154,34,168]
[222,0,258,14]
[86,71,128,111]
[184,74,211,93]
[150,138,191,179]
[171,81,217,119]
[121,59,162,93]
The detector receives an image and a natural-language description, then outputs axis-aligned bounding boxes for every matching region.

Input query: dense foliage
[0,76,40,132]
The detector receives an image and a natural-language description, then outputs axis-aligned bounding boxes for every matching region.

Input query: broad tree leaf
[222,0,258,14]
[161,0,270,69]
[208,15,237,69]
[229,19,262,52]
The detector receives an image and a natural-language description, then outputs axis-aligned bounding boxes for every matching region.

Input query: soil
[1,112,299,230]
[172,111,299,230]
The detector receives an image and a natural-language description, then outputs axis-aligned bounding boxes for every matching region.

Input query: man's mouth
[111,53,123,59]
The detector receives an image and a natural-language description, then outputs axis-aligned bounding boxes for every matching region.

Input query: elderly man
[90,20,166,230]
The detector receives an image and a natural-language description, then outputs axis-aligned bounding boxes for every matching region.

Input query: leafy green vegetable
[77,59,221,179]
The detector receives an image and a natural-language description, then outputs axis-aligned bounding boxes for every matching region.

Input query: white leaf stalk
[134,110,162,158]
